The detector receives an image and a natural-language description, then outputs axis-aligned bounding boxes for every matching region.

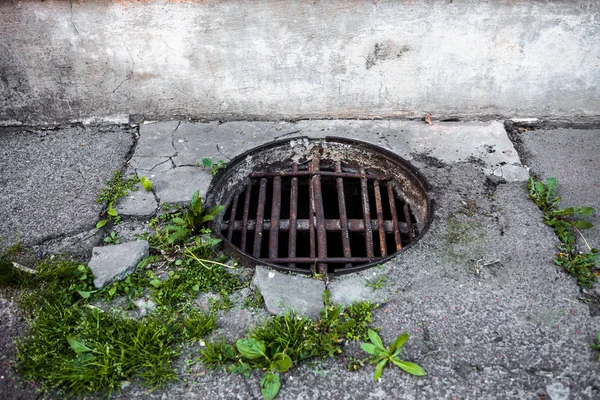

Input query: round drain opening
[206,137,433,275]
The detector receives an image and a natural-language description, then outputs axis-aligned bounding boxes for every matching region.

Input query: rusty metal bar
[226,193,239,242]
[263,257,382,264]
[335,161,351,268]
[311,157,327,274]
[288,164,299,268]
[308,165,316,259]
[251,170,391,181]
[222,219,406,233]
[360,168,374,257]
[387,182,402,251]
[252,178,268,257]
[240,182,252,251]
[403,203,414,242]
[373,180,387,257]
[268,176,282,258]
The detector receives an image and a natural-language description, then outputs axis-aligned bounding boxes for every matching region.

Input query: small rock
[88,240,149,288]
[546,381,569,400]
[251,266,325,319]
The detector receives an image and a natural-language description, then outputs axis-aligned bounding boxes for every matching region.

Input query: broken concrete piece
[251,266,325,319]
[88,240,149,288]
[114,184,158,217]
[152,167,213,204]
[491,163,530,182]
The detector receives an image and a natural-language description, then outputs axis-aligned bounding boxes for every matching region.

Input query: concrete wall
[1,0,599,125]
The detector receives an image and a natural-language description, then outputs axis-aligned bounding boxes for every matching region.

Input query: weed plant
[528,176,598,287]
[11,255,215,396]
[201,302,378,399]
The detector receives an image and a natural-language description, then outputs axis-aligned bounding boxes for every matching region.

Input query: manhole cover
[207,137,433,275]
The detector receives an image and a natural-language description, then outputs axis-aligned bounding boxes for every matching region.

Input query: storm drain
[207,137,433,275]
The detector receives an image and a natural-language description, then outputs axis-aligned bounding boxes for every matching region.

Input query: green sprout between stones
[201,157,227,176]
[96,170,153,229]
[360,329,426,381]
[103,231,121,245]
[528,176,598,288]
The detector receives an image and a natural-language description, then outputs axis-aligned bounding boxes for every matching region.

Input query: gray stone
[546,382,570,400]
[114,184,158,217]
[251,266,325,319]
[88,240,149,288]
[152,167,213,204]
[491,163,530,182]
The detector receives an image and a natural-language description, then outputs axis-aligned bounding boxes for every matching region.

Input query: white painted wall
[1,0,599,125]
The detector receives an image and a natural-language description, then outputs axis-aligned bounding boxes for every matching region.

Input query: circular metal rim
[206,136,435,276]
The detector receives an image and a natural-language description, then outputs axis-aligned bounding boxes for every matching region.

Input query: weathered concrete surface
[118,125,598,400]
[1,1,599,125]
[252,266,325,320]
[328,267,391,307]
[519,128,600,253]
[2,121,599,400]
[88,240,149,288]
[0,124,134,252]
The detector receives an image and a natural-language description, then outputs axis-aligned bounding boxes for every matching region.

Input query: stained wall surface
[1,0,599,125]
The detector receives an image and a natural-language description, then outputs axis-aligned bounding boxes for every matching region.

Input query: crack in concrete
[69,0,80,34]
[111,76,132,94]
[170,121,181,157]
[273,130,302,141]
[149,158,173,171]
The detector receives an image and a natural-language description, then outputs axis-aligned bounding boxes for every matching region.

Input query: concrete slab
[151,166,213,204]
[135,121,179,157]
[251,266,325,319]
[169,120,527,185]
[0,124,134,251]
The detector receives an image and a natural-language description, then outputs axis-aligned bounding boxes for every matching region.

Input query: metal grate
[219,155,419,274]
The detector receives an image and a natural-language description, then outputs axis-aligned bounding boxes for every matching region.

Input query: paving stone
[152,166,213,204]
[135,121,179,157]
[88,240,149,288]
[251,266,325,319]
[114,184,158,217]
[328,269,391,306]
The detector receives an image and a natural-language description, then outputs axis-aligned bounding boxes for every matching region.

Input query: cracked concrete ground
[0,121,599,399]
